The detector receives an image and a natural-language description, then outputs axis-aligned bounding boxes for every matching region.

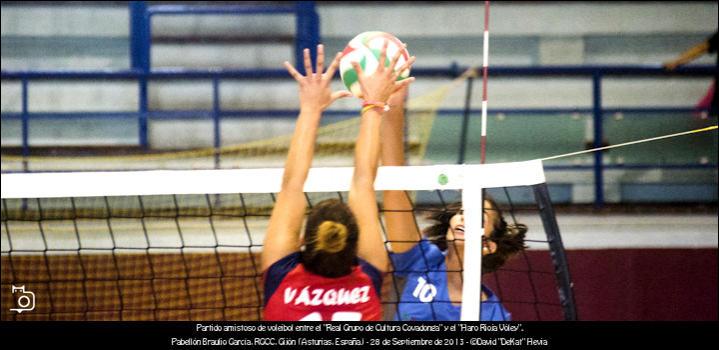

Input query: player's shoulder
[265,252,301,276]
[415,239,446,262]
[391,239,445,270]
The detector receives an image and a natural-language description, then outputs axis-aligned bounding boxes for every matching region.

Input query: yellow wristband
[361,103,390,115]
[361,105,379,115]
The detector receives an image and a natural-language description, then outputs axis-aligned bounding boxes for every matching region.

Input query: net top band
[1,160,545,199]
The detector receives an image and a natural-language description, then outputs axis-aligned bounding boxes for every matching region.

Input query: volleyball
[339,31,411,98]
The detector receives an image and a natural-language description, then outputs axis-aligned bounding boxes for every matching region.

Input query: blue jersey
[389,240,511,321]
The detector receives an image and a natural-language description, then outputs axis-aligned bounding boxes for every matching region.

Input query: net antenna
[480,1,490,166]
[460,0,491,321]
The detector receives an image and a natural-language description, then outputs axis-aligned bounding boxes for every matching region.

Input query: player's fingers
[283,61,303,82]
[330,90,352,103]
[393,56,416,79]
[389,47,404,71]
[393,77,416,91]
[303,48,313,76]
[315,44,324,77]
[351,61,365,79]
[377,39,389,73]
[324,52,343,81]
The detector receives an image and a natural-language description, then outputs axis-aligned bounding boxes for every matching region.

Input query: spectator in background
[663,31,718,117]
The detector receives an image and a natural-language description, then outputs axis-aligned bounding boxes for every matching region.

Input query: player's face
[446,201,497,255]
[446,209,465,243]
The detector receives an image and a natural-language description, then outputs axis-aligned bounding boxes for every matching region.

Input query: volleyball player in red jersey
[261,42,415,321]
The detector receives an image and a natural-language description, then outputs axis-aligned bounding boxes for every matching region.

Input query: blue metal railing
[2,64,716,208]
[127,1,319,149]
[592,73,604,205]
[138,2,319,72]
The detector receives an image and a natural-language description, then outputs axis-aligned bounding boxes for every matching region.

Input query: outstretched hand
[351,40,416,104]
[284,44,352,112]
[387,83,410,108]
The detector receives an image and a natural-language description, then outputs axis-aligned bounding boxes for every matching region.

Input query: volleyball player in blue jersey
[381,86,527,321]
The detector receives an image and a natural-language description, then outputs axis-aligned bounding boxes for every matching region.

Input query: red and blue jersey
[263,252,383,321]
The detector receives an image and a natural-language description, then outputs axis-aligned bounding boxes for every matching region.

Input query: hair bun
[315,221,348,253]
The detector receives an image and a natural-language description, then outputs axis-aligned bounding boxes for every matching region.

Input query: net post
[459,0,491,321]
[460,182,483,321]
[532,182,578,320]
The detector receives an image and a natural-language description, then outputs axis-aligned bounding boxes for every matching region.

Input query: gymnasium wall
[1,2,717,321]
[1,2,716,118]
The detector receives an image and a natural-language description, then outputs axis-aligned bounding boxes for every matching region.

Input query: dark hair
[423,196,527,274]
[301,198,359,278]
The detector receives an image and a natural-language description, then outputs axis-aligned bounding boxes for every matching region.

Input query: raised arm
[349,41,416,272]
[381,85,422,254]
[262,45,351,271]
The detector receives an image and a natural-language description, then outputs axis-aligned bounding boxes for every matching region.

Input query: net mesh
[1,182,574,321]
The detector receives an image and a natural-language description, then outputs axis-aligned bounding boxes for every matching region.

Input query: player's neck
[446,245,489,301]
[445,246,463,270]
